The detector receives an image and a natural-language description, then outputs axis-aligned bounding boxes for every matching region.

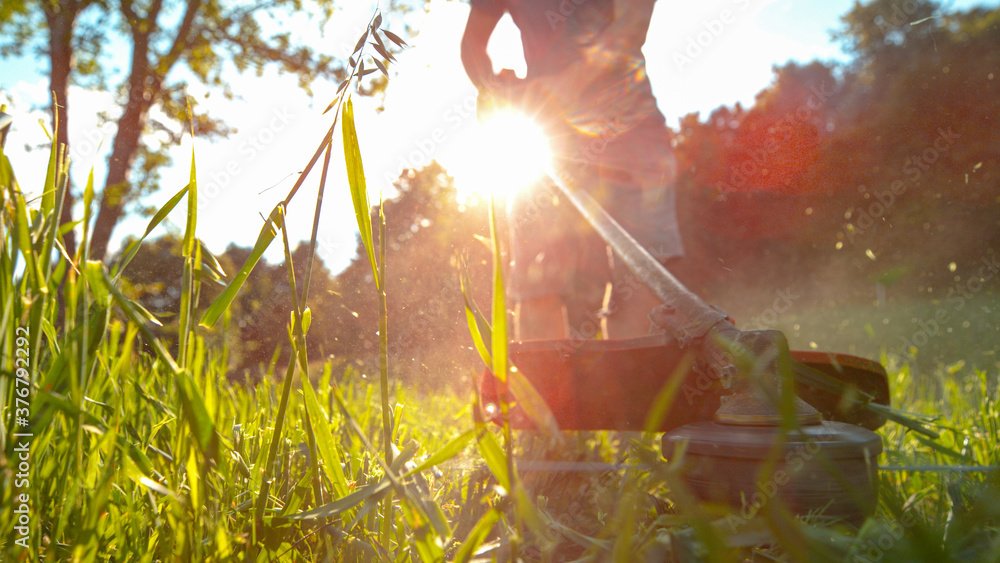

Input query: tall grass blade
[114,183,189,278]
[283,480,392,521]
[83,261,180,374]
[177,141,199,366]
[40,111,58,227]
[507,367,559,435]
[474,427,510,492]
[454,508,502,563]
[301,375,350,498]
[39,122,68,275]
[176,370,220,462]
[198,240,226,280]
[342,91,396,550]
[76,161,96,264]
[199,207,280,328]
[0,130,14,188]
[342,96,378,289]
[299,121,334,306]
[460,262,492,367]
[182,146,198,258]
[486,195,518,529]
[377,193,392,461]
[402,429,475,477]
[254,207,303,524]
[12,188,42,291]
[488,198,507,388]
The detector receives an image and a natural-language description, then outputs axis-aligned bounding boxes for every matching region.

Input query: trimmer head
[477,333,890,432]
[662,419,882,525]
[476,330,889,525]
[479,167,890,524]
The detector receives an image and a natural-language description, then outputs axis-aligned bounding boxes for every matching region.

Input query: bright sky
[1,0,994,273]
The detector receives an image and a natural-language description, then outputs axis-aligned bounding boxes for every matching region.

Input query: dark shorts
[507,115,684,299]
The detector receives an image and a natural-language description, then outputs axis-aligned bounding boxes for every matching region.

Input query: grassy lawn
[761,289,1000,380]
[3,94,999,562]
[2,322,998,560]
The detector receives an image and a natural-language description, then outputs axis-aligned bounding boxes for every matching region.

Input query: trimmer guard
[478,335,890,432]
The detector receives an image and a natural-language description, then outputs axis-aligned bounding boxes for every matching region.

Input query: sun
[441,109,552,201]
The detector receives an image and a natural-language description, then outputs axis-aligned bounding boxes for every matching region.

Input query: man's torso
[483,0,663,138]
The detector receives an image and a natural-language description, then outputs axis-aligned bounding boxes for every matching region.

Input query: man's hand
[474,69,519,121]
[475,70,564,129]
[462,4,545,123]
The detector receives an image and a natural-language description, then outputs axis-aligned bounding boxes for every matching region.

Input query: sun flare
[443,110,552,201]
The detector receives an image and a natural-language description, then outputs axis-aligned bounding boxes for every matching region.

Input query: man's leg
[514,294,569,341]
[602,266,661,339]
[598,180,683,339]
[507,176,582,341]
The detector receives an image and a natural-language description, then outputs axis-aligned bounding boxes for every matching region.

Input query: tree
[2,0,101,255]
[334,162,493,388]
[817,0,1000,269]
[671,0,1000,305]
[0,0,402,259]
[118,233,346,378]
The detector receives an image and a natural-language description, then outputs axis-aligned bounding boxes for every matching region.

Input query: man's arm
[461,1,505,90]
[532,0,656,107]
[585,0,656,66]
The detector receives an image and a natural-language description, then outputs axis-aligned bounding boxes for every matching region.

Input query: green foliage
[2,32,487,558]
[0,0,410,259]
[673,0,1000,314]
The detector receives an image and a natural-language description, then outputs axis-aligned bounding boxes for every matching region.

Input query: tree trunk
[89,36,152,261]
[45,4,78,257]
[89,0,198,261]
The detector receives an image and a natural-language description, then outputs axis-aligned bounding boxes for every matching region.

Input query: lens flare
[445,110,551,200]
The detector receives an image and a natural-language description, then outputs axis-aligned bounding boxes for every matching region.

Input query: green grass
[3,31,1000,561]
[770,293,1000,378]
